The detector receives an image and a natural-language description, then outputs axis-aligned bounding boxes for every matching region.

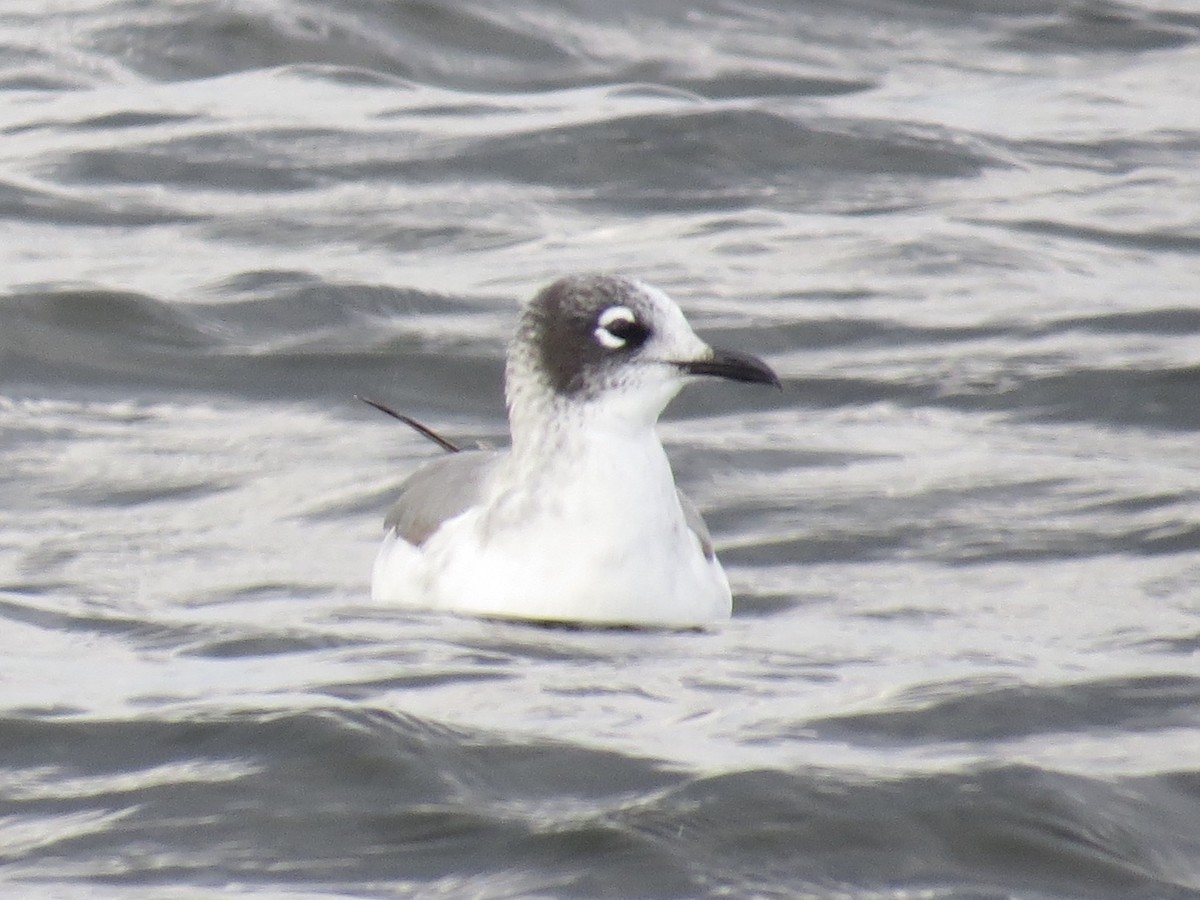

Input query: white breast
[371,429,732,628]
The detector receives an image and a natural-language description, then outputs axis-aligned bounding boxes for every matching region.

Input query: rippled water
[2,1,1199,897]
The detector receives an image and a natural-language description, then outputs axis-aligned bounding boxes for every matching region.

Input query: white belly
[371,438,732,627]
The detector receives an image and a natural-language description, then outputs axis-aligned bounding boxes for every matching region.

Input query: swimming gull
[370,273,779,627]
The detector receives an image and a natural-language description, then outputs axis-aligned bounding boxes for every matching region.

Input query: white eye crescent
[594,305,637,349]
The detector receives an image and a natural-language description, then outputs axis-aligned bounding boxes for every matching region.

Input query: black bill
[676,347,781,389]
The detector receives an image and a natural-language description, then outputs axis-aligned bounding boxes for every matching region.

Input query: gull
[370,273,779,627]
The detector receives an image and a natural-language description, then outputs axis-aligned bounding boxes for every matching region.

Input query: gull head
[506,274,779,439]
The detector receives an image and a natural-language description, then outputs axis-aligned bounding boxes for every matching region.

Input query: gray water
[2,1,1200,897]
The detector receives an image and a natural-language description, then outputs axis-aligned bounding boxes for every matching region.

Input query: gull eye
[594,305,650,351]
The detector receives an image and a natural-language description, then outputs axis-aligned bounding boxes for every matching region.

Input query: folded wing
[384,450,500,546]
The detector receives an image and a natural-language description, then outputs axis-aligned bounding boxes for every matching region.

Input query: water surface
[1,1,1199,897]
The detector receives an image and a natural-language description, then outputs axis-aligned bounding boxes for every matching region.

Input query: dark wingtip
[677,348,782,390]
[356,396,461,453]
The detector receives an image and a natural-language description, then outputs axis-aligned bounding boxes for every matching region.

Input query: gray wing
[676,491,716,561]
[383,450,501,546]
